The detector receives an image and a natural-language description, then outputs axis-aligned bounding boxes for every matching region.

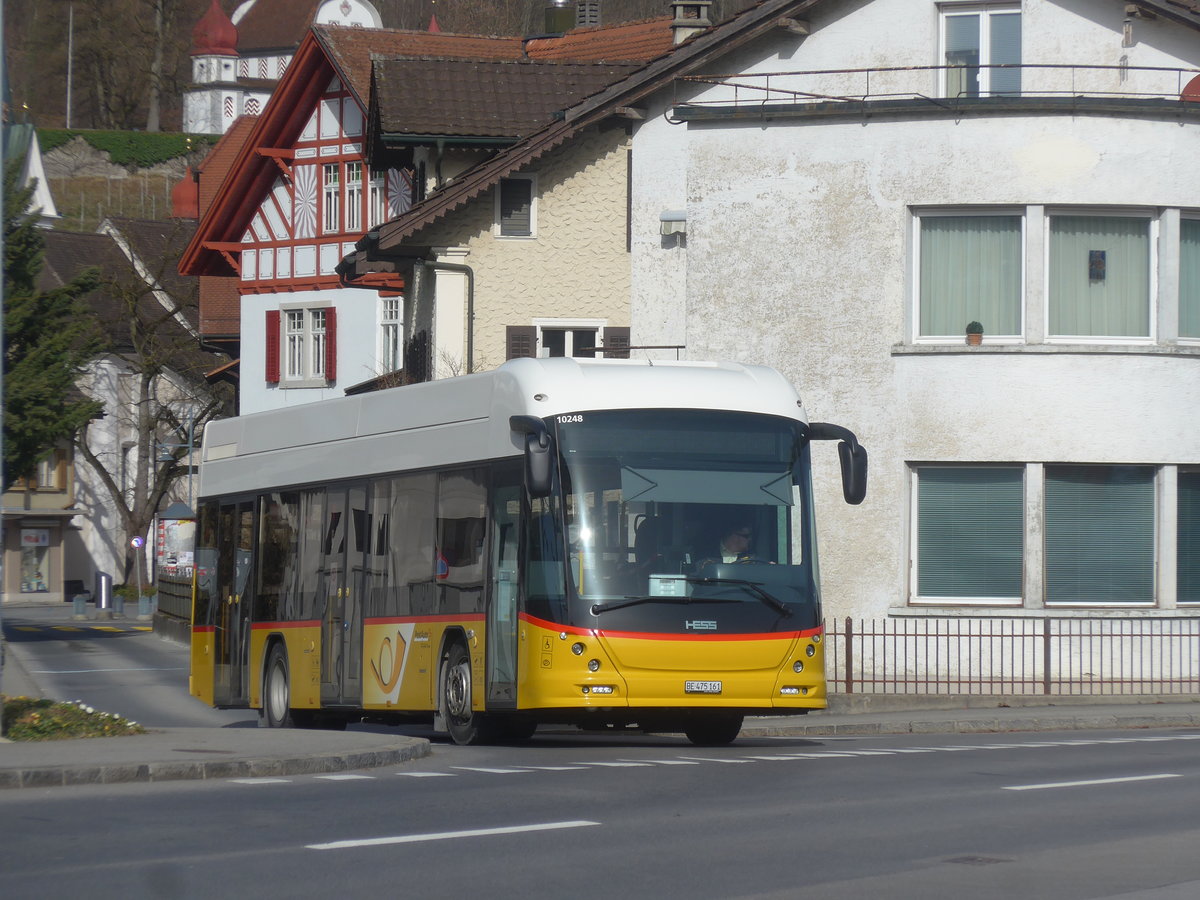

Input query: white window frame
[1179,215,1200,344]
[380,297,402,373]
[911,207,1026,344]
[495,175,537,239]
[281,304,329,386]
[345,161,363,233]
[1044,207,1157,345]
[939,3,1022,98]
[368,168,387,228]
[322,163,340,234]
[532,317,605,358]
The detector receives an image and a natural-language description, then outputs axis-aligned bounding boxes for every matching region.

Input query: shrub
[1,695,145,741]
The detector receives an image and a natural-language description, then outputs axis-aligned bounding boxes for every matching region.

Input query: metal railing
[156,574,193,621]
[825,616,1200,696]
[675,63,1200,112]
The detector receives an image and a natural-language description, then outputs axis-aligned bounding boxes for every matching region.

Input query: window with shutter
[506,325,537,359]
[603,326,630,359]
[497,177,534,237]
[265,309,281,383]
[324,307,337,382]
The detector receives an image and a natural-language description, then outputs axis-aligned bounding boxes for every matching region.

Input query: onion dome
[192,0,238,57]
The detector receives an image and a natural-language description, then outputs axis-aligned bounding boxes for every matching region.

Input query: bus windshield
[547,409,820,632]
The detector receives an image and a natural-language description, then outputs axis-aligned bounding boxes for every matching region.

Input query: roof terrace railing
[674,63,1200,113]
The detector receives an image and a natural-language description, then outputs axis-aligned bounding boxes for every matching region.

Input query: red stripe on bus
[364,614,486,626]
[518,612,822,643]
[250,620,322,631]
[193,625,215,633]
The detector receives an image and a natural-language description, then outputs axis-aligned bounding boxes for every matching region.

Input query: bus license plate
[685,680,723,694]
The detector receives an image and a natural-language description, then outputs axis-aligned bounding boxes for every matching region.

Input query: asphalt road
[3,609,1200,899]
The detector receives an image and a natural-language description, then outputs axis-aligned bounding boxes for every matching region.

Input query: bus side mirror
[510,415,554,498]
[808,422,868,506]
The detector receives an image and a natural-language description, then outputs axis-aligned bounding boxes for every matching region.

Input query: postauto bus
[189,357,866,745]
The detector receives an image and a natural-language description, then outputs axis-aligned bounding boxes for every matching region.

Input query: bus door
[486,467,522,705]
[214,500,254,706]
[319,484,365,705]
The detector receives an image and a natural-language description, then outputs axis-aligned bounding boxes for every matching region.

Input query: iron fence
[156,574,192,621]
[825,617,1200,696]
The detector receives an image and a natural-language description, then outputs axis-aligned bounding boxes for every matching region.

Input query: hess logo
[685,620,718,631]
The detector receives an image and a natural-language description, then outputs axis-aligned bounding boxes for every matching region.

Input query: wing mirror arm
[807,422,868,505]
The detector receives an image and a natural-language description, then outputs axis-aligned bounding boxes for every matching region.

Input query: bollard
[138,596,152,620]
[72,592,88,620]
[94,572,113,620]
[113,590,125,618]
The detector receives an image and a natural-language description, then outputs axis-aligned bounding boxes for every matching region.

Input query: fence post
[1042,618,1052,695]
[844,616,854,694]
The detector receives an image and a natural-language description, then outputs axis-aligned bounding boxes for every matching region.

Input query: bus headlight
[812,634,821,643]
[588,659,601,672]
[806,643,816,657]
[780,687,800,695]
[571,642,586,656]
[793,660,804,673]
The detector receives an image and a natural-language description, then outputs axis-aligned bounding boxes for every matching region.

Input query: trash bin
[94,572,113,618]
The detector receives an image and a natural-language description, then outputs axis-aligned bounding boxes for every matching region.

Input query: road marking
[517,765,590,771]
[307,820,600,851]
[1003,773,1181,792]
[315,774,375,781]
[451,766,532,774]
[581,761,653,767]
[399,772,456,777]
[622,759,701,766]
[230,778,292,784]
[677,756,751,764]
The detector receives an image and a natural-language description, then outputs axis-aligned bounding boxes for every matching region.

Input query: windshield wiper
[686,576,793,618]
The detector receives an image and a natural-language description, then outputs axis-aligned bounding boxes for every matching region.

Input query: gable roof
[371,58,642,141]
[523,16,675,61]
[358,0,824,254]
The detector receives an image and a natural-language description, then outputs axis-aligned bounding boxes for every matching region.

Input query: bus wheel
[684,714,743,746]
[442,642,484,745]
[260,645,293,728]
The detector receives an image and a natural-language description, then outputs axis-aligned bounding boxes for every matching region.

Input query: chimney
[545,0,575,34]
[671,1,713,44]
[577,1,601,26]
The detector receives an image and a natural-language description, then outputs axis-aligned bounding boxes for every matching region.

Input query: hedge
[37,129,220,169]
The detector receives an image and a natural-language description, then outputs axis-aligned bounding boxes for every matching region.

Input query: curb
[741,711,1200,737]
[0,739,431,790]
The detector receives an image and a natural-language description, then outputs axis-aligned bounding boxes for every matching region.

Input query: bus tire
[260,644,293,728]
[442,641,487,745]
[684,714,743,746]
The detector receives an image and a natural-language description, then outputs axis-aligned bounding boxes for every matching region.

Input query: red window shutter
[265,310,281,383]
[324,307,337,382]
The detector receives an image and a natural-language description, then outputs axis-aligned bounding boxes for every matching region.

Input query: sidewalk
[3,616,1199,790]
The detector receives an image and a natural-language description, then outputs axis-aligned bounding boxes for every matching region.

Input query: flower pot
[966,332,983,346]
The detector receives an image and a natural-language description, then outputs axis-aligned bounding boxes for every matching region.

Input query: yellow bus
[189,357,865,745]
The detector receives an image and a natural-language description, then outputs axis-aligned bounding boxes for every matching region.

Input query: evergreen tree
[3,158,104,489]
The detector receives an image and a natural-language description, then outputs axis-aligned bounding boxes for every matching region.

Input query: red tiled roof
[525,16,675,62]
[235,0,320,52]
[196,116,258,217]
[200,274,241,338]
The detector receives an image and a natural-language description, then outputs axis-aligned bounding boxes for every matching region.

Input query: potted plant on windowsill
[965,321,984,346]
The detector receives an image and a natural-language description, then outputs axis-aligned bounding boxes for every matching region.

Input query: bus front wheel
[442,642,486,745]
[261,645,293,728]
[684,714,743,746]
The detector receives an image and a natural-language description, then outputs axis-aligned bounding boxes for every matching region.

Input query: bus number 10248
[557,414,584,424]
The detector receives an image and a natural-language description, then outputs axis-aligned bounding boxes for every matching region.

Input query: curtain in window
[917,467,1024,599]
[943,14,979,98]
[1180,219,1200,339]
[920,216,1022,337]
[1179,472,1200,604]
[989,12,1022,95]
[1044,466,1154,603]
[1049,216,1150,337]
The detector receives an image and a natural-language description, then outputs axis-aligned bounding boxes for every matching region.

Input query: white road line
[230,778,291,784]
[677,756,752,764]
[743,755,808,761]
[399,772,456,777]
[1003,774,1182,792]
[451,766,532,774]
[580,761,653,767]
[315,774,375,781]
[517,765,591,771]
[307,820,600,851]
[622,759,701,766]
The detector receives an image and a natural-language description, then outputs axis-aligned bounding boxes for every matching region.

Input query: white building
[629,0,1200,624]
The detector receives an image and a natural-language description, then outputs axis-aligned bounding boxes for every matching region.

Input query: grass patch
[2,695,146,742]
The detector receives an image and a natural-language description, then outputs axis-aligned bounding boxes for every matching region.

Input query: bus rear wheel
[442,641,488,745]
[261,645,293,728]
[684,714,743,746]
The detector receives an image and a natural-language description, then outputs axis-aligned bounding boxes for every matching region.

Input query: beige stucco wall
[416,123,633,372]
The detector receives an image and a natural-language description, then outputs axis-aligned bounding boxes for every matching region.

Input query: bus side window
[524,496,567,623]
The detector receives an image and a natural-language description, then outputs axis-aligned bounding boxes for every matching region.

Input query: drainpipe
[423,259,475,374]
